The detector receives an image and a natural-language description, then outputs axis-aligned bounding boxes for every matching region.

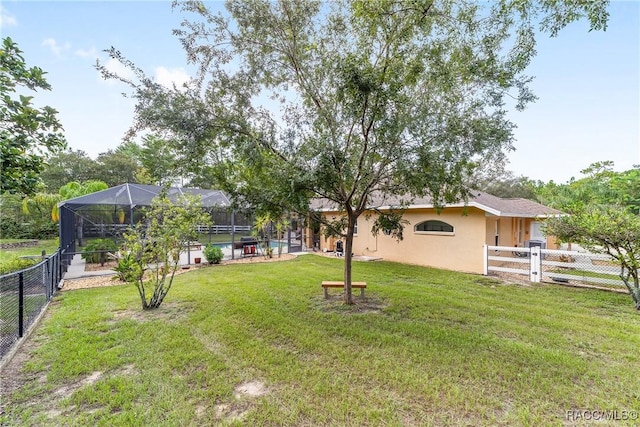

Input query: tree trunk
[621,270,640,310]
[342,214,356,305]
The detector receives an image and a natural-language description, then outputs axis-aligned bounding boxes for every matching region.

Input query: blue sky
[1,1,638,184]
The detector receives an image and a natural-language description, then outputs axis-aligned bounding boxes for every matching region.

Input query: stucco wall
[486,217,558,249]
[320,207,488,274]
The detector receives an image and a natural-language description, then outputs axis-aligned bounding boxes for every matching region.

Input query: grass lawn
[1,255,639,426]
[0,239,59,259]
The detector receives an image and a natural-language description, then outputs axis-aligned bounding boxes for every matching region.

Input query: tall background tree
[39,149,97,192]
[535,161,639,213]
[0,37,66,195]
[99,0,608,303]
[138,134,185,186]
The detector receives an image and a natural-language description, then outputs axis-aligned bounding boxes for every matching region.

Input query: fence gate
[483,245,627,289]
[484,245,540,282]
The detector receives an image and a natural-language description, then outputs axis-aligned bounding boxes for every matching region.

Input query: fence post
[18,272,24,337]
[530,246,541,283]
[483,244,488,275]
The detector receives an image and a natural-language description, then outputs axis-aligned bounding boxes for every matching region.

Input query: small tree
[544,206,640,310]
[119,191,211,310]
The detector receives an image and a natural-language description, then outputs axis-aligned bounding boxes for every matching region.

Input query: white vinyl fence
[484,245,627,289]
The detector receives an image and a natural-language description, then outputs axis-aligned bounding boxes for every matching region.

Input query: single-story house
[312,191,562,274]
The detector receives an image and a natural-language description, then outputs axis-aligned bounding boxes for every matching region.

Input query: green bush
[0,257,37,275]
[0,217,29,239]
[29,220,59,239]
[0,217,58,239]
[112,253,142,282]
[82,239,118,265]
[203,244,224,264]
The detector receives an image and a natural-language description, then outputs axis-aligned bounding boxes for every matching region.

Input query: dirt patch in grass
[315,292,388,315]
[235,380,268,398]
[212,380,269,423]
[0,327,49,401]
[53,371,103,397]
[112,301,193,323]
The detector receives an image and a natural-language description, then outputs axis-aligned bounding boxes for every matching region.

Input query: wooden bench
[321,281,367,298]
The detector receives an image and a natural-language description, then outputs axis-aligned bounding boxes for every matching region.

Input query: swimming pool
[206,241,285,250]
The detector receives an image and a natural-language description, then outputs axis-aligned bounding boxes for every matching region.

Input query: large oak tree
[1,37,66,195]
[99,0,608,303]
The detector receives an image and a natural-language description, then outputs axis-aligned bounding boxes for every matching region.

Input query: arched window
[415,220,454,234]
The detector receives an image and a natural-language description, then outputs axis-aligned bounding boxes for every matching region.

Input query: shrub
[82,238,117,265]
[204,244,224,264]
[0,217,29,239]
[121,192,211,310]
[29,220,59,239]
[0,217,58,239]
[0,257,37,275]
[112,253,142,282]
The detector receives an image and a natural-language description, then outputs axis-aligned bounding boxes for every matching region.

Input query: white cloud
[75,46,98,59]
[0,7,17,28]
[42,38,71,57]
[155,66,191,90]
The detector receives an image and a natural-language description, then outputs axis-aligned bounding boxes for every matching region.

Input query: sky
[1,1,638,184]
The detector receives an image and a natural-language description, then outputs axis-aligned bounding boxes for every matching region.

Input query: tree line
[37,135,196,191]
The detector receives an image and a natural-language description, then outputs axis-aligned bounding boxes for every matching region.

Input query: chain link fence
[0,250,67,361]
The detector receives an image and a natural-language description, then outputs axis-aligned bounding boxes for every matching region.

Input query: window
[415,220,454,234]
[353,220,358,235]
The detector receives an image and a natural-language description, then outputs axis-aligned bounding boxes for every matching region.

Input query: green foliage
[5,192,62,239]
[112,252,141,282]
[371,209,409,241]
[21,192,62,224]
[253,213,289,258]
[39,149,97,192]
[0,216,28,239]
[534,162,640,214]
[0,37,67,195]
[117,190,211,310]
[139,134,182,186]
[203,244,223,264]
[0,256,36,275]
[82,238,118,265]
[0,216,58,239]
[473,170,540,200]
[58,180,109,200]
[93,150,140,187]
[544,205,640,309]
[0,239,59,273]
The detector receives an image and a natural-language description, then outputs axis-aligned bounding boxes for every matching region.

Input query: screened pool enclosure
[57,183,304,259]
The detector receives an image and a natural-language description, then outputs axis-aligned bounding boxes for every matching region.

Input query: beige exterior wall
[484,216,558,249]
[320,207,488,274]
[317,208,559,274]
